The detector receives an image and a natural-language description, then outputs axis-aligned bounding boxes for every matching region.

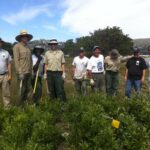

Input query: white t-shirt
[0,49,12,74]
[72,56,89,79]
[32,54,44,77]
[87,55,104,73]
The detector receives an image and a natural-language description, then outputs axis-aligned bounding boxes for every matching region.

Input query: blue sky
[0,0,150,43]
[0,0,80,42]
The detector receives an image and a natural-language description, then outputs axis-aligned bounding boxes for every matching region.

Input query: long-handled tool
[33,68,40,94]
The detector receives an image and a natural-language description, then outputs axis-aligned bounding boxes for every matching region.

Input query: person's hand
[62,72,66,80]
[43,73,47,80]
[7,75,12,82]
[141,77,145,84]
[124,76,127,82]
[90,79,95,85]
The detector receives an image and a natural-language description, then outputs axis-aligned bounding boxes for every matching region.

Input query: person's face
[50,43,57,50]
[79,51,85,58]
[35,49,41,56]
[0,41,3,48]
[134,52,140,58]
[93,48,100,57]
[21,36,28,44]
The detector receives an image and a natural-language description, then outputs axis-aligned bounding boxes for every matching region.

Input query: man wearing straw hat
[0,38,12,107]
[31,45,44,104]
[44,39,66,101]
[13,30,33,103]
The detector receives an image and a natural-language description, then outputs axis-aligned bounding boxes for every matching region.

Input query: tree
[90,26,133,55]
[63,39,75,55]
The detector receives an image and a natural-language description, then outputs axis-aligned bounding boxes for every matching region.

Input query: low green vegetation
[0,94,149,150]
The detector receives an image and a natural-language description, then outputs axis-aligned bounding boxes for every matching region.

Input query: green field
[0,58,150,150]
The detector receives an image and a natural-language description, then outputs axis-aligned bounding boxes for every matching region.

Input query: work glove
[90,79,95,86]
[43,73,47,80]
[62,72,66,80]
[18,74,24,80]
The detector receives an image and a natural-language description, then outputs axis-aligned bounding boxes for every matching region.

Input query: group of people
[72,46,148,98]
[0,29,150,107]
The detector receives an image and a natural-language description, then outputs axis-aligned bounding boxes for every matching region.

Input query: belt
[0,72,7,75]
[47,71,62,73]
[92,72,103,74]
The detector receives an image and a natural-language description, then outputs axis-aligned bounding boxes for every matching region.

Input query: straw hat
[15,29,33,42]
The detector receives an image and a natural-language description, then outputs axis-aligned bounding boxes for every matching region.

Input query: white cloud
[61,0,150,38]
[2,4,52,25]
[43,25,57,31]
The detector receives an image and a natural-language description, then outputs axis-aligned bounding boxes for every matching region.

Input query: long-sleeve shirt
[105,55,132,72]
[13,43,32,74]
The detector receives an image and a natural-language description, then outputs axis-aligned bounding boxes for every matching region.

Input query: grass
[0,57,150,150]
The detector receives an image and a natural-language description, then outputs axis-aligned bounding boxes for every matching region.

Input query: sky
[0,0,150,43]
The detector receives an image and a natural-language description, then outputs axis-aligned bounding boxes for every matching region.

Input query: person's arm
[120,55,133,63]
[8,62,12,82]
[141,69,146,84]
[141,59,147,83]
[43,54,48,79]
[124,69,128,82]
[13,45,20,74]
[61,53,66,79]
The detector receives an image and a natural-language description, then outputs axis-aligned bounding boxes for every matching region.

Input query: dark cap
[33,45,44,54]
[93,46,100,51]
[133,47,141,53]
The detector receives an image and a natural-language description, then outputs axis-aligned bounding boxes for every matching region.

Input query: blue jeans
[125,80,141,98]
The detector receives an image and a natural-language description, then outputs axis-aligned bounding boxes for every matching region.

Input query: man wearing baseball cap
[0,38,12,107]
[125,47,147,98]
[87,46,105,92]
[13,30,33,104]
[72,47,89,95]
[44,39,66,101]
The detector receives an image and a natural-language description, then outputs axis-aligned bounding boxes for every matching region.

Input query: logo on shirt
[97,62,103,71]
[136,61,140,66]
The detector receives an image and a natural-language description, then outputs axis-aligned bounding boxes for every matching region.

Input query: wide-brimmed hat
[0,38,5,43]
[110,49,120,59]
[33,45,44,54]
[48,39,58,45]
[15,30,33,42]
[92,46,100,51]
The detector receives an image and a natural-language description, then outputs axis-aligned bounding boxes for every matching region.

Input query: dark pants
[18,73,31,103]
[47,71,66,101]
[74,79,87,96]
[92,73,105,92]
[31,76,42,104]
[105,71,119,96]
[125,80,141,98]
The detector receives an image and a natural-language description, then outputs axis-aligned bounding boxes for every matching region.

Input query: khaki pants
[0,74,10,106]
